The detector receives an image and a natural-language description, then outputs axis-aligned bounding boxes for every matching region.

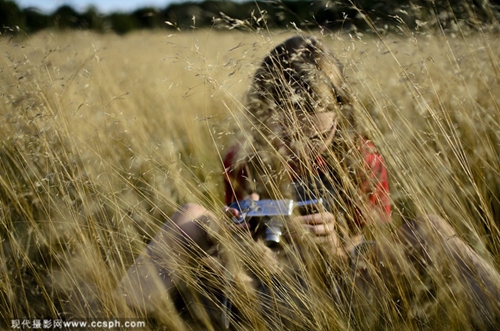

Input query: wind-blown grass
[0,22,499,330]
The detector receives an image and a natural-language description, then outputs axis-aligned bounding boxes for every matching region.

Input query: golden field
[1,26,500,329]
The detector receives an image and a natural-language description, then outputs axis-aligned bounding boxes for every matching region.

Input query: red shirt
[222,139,391,226]
[356,139,391,224]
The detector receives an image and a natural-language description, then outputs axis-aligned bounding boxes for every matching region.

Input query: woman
[222,35,391,244]
[118,36,500,330]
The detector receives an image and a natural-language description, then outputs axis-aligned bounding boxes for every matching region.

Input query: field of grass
[1,22,500,330]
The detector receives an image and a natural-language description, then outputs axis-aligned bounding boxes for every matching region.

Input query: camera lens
[263,217,283,248]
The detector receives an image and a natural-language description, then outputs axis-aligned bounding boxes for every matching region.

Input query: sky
[14,0,193,14]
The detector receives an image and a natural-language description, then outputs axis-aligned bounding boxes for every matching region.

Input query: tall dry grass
[0,20,499,330]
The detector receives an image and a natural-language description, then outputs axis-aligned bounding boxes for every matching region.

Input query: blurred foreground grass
[0,27,499,328]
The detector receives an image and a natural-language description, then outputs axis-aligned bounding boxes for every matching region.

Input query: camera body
[229,198,323,248]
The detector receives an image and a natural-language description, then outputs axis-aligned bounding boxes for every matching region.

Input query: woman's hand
[222,193,260,230]
[293,211,347,259]
[295,211,336,237]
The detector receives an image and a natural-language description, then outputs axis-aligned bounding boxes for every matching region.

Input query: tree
[52,5,84,29]
[108,13,139,34]
[0,0,24,33]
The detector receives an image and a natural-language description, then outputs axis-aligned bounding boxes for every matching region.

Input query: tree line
[1,0,499,35]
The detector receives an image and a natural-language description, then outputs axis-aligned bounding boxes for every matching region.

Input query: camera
[228,198,323,248]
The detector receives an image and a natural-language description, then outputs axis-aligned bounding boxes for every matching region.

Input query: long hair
[234,36,362,224]
[246,35,355,136]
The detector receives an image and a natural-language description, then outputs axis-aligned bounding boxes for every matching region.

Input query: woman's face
[276,111,338,160]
